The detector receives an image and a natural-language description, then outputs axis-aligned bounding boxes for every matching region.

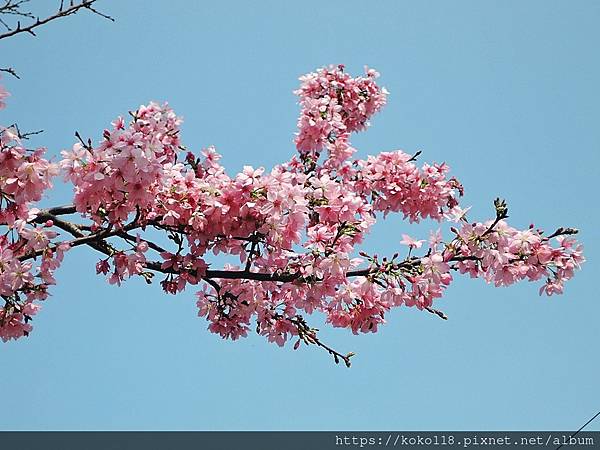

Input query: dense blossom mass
[0,67,584,364]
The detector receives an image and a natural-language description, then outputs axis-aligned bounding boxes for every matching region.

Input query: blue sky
[1,0,598,431]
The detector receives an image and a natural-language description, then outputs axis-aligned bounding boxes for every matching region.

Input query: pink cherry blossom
[400,234,425,249]
[0,67,585,366]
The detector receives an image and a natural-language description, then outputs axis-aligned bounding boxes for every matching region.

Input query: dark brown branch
[0,0,33,15]
[481,198,509,238]
[21,210,141,260]
[0,0,33,26]
[244,233,261,272]
[407,149,422,162]
[425,306,448,320]
[305,331,354,367]
[451,255,480,262]
[144,263,426,284]
[22,206,492,290]
[20,213,115,260]
[0,66,19,78]
[38,204,77,216]
[116,230,167,254]
[18,211,462,285]
[74,131,93,151]
[545,227,579,240]
[286,315,354,367]
[0,0,113,41]
[3,123,43,140]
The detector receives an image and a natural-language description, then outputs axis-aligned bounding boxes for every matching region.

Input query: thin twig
[545,227,579,240]
[0,66,19,78]
[116,230,167,254]
[0,0,113,41]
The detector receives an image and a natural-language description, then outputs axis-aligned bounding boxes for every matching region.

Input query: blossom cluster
[61,102,182,225]
[0,97,67,341]
[451,220,584,296]
[0,67,585,363]
[352,153,463,222]
[294,65,388,169]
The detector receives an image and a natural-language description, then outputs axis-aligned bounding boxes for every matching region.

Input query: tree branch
[116,230,167,254]
[38,204,77,216]
[0,0,113,41]
[545,227,579,240]
[0,66,19,78]
[21,204,512,301]
[286,315,355,367]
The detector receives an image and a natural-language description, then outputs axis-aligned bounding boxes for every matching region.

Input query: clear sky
[1,0,598,431]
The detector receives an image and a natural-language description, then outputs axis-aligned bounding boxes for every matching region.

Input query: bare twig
[0,0,113,41]
[545,227,579,240]
[425,306,448,320]
[407,149,422,162]
[74,131,92,150]
[116,230,167,254]
[286,315,354,367]
[0,0,34,20]
[4,123,43,139]
[481,198,509,237]
[0,66,19,78]
[22,212,116,260]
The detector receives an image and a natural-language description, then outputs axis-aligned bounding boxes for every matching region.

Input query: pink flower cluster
[97,236,149,286]
[350,151,463,222]
[61,102,182,225]
[0,114,66,341]
[1,129,58,219]
[294,65,388,168]
[0,67,585,360]
[452,221,584,296]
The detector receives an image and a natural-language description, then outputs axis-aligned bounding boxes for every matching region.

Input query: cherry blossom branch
[17,203,585,299]
[20,212,425,288]
[25,206,402,283]
[116,230,167,254]
[24,207,555,294]
[1,64,584,364]
[21,213,115,260]
[286,315,355,367]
